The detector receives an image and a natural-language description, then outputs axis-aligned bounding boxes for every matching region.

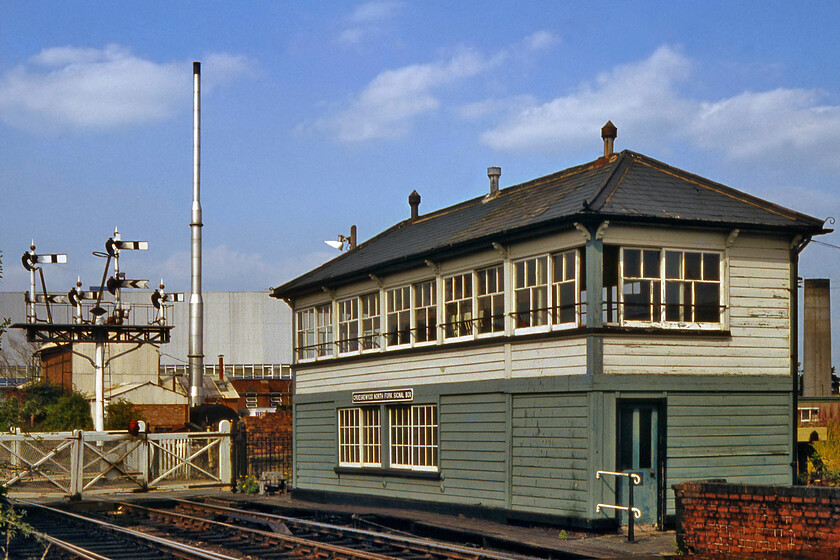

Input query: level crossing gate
[0,421,234,499]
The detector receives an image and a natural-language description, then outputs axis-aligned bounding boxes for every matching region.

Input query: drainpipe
[790,235,811,484]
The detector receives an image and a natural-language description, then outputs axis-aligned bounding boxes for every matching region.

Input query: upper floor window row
[295,246,724,361]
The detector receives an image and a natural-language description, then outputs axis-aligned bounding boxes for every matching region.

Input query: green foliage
[39,392,93,431]
[0,398,20,432]
[236,475,260,494]
[20,380,65,425]
[105,399,145,430]
[809,416,840,486]
[3,381,94,432]
[0,504,34,560]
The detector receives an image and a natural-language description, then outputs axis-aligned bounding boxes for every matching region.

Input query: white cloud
[338,1,404,45]
[479,45,840,171]
[313,49,496,142]
[523,30,560,52]
[689,89,840,168]
[480,45,692,153]
[0,45,253,134]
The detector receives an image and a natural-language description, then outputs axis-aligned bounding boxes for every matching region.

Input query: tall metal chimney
[189,61,205,407]
[803,278,832,397]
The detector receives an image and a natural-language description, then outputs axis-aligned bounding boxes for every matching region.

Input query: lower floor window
[390,404,438,471]
[337,404,438,472]
[338,407,381,467]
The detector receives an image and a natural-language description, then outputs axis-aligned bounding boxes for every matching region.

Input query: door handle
[650,471,655,479]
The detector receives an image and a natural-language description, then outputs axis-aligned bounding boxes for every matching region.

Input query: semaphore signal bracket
[12,232,175,345]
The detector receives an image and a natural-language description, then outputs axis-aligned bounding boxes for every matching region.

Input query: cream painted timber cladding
[295,338,587,395]
[510,339,587,378]
[603,233,791,376]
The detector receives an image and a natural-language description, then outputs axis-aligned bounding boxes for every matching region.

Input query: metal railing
[0,422,234,499]
[596,470,642,542]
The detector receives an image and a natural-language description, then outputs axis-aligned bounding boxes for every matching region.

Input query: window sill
[334,466,441,480]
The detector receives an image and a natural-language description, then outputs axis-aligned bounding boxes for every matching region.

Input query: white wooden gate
[0,421,233,498]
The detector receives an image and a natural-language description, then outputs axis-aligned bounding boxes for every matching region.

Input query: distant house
[272,124,829,529]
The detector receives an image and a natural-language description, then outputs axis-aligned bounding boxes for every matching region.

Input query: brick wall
[674,481,840,559]
[133,404,188,432]
[243,411,292,478]
[243,411,292,438]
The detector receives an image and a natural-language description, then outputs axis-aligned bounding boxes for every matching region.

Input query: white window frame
[799,407,820,424]
[663,249,722,325]
[389,404,438,472]
[386,285,412,348]
[514,255,550,333]
[338,297,360,354]
[413,280,437,346]
[551,250,580,329]
[338,407,382,468]
[444,272,474,341]
[360,292,381,352]
[296,304,333,361]
[619,247,723,329]
[514,251,582,335]
[476,264,505,337]
[315,304,334,357]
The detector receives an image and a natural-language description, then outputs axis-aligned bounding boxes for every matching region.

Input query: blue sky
[1,2,839,358]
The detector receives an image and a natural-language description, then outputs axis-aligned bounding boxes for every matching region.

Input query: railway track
[13,498,559,560]
[12,501,238,560]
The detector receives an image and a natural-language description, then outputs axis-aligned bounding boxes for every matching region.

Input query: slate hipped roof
[272,150,827,300]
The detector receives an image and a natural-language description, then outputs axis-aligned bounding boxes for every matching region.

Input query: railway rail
[12,498,563,560]
[12,501,238,560]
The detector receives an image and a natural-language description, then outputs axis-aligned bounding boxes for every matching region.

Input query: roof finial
[601,121,617,158]
[409,190,421,220]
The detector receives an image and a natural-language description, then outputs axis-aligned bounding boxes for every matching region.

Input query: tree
[0,331,39,380]
[0,398,20,432]
[39,392,93,431]
[14,380,93,431]
[105,399,145,430]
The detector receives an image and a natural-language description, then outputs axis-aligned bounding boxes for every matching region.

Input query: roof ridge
[585,151,632,212]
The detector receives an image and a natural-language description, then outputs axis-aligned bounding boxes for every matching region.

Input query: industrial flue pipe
[189,61,205,407]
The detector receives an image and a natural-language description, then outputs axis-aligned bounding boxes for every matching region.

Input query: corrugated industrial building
[272,124,829,529]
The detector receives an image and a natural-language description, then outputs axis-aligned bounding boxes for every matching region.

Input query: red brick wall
[133,404,188,432]
[41,347,72,392]
[243,411,293,477]
[230,379,292,412]
[243,410,292,438]
[674,481,840,559]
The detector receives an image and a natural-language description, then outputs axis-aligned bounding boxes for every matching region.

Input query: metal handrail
[596,470,642,542]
